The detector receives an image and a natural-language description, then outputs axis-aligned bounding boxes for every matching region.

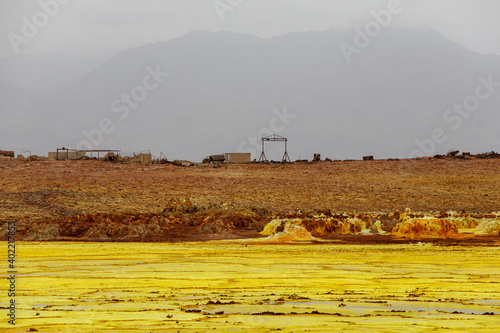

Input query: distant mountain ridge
[1,27,499,161]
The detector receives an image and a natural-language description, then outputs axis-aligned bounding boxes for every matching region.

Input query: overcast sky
[1,0,500,59]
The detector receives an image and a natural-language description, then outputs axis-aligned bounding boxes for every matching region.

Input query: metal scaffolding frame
[258,134,291,163]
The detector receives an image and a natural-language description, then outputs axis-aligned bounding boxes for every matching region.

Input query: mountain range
[1,27,499,161]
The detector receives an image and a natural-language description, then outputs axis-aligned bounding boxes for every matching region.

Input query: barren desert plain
[1,158,500,332]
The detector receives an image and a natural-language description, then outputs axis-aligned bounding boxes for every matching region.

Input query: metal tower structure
[258,134,291,163]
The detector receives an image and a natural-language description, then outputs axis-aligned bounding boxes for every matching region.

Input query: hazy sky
[1,0,500,59]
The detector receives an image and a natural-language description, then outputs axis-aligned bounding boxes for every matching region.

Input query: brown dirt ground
[0,158,499,243]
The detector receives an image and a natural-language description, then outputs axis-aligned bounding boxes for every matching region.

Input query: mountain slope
[2,28,500,160]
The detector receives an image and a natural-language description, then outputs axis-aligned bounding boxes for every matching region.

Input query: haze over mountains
[1,27,499,161]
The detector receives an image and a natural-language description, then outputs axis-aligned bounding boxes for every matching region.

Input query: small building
[203,153,251,164]
[224,153,251,163]
[139,153,151,164]
[48,151,87,160]
[0,151,15,158]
